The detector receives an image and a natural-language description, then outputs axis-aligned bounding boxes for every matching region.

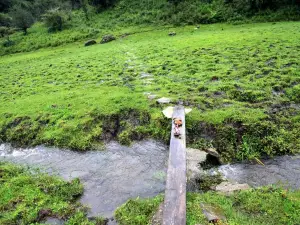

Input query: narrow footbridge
[163,105,187,225]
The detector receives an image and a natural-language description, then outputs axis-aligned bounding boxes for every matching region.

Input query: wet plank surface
[163,105,186,225]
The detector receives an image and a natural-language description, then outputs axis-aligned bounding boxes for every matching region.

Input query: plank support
[163,105,186,225]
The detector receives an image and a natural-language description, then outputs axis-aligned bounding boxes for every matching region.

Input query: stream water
[0,140,168,219]
[217,155,300,189]
[1,141,300,222]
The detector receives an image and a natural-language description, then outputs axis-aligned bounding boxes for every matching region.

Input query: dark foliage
[10,7,34,34]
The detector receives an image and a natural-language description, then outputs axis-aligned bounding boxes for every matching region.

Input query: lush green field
[1,0,299,56]
[1,21,300,161]
[0,162,105,225]
[115,187,300,225]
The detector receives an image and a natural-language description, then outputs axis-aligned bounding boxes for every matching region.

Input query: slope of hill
[1,0,299,55]
[1,22,299,161]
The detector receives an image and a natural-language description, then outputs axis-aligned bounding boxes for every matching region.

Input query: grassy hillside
[1,21,299,161]
[1,0,299,55]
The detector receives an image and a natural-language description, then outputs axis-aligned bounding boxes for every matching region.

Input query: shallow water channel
[217,155,300,189]
[1,141,300,221]
[0,140,168,219]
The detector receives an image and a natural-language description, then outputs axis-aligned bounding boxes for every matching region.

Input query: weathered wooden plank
[163,105,186,225]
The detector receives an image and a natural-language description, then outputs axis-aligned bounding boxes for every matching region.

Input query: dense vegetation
[0,0,299,54]
[1,22,299,161]
[115,187,300,224]
[0,162,105,224]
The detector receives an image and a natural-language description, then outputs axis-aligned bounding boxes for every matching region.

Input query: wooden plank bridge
[163,105,187,225]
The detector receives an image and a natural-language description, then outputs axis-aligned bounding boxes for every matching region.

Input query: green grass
[1,21,300,160]
[115,187,300,225]
[1,0,299,55]
[0,162,105,225]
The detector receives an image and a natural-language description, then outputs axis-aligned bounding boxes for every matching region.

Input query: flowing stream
[217,155,300,189]
[0,140,168,219]
[1,141,300,222]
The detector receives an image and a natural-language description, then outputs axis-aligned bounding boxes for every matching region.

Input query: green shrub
[43,8,70,32]
[286,84,300,103]
[0,13,11,27]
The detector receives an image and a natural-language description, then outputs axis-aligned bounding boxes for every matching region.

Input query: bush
[43,8,70,32]
[0,13,12,27]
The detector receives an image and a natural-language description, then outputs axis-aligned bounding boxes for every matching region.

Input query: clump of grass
[115,195,163,225]
[115,187,300,225]
[0,162,105,225]
[195,174,223,192]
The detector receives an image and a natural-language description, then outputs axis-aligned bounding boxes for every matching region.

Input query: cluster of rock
[84,34,116,47]
[168,31,176,36]
[100,34,116,44]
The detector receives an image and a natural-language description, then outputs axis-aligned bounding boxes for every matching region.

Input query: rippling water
[0,140,168,218]
[217,155,300,189]
[2,141,300,220]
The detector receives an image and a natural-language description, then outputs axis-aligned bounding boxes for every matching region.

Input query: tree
[70,0,82,9]
[10,7,34,35]
[43,8,69,32]
[168,0,183,6]
[0,0,12,13]
[89,0,116,9]
[80,0,90,19]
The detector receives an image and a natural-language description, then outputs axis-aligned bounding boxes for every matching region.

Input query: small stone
[100,35,116,44]
[157,97,171,104]
[162,106,174,118]
[148,94,157,100]
[168,31,176,36]
[215,181,251,195]
[84,40,97,46]
[205,148,220,158]
[187,148,207,180]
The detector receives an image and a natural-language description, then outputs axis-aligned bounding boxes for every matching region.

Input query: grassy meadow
[1,21,300,161]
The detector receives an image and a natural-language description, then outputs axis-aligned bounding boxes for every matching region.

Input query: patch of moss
[0,162,105,225]
[115,195,163,225]
[195,174,223,192]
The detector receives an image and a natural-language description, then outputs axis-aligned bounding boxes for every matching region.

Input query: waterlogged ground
[1,22,300,160]
[0,140,168,218]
